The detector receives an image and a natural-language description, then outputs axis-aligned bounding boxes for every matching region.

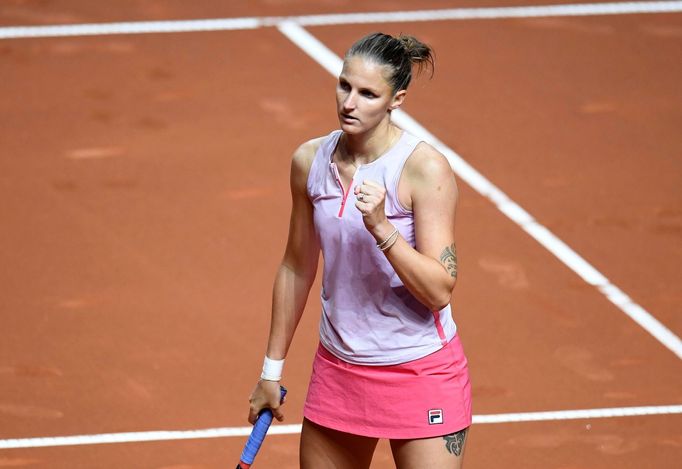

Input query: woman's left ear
[389,90,407,110]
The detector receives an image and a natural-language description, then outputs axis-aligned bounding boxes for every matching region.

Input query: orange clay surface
[0,1,681,468]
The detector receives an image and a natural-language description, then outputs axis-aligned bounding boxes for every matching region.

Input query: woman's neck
[340,121,400,165]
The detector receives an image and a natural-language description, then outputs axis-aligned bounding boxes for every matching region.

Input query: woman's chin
[339,120,363,134]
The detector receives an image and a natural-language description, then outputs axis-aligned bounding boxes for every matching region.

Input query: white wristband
[260,356,284,381]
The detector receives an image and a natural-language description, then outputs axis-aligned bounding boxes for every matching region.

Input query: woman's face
[336,55,405,135]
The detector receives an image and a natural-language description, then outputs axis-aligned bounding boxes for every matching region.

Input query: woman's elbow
[427,285,454,311]
[428,277,456,311]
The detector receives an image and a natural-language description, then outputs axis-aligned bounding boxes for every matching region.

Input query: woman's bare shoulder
[292,136,326,168]
[290,135,327,188]
[405,141,453,182]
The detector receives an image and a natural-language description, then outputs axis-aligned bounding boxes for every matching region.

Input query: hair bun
[345,32,435,91]
[397,34,434,77]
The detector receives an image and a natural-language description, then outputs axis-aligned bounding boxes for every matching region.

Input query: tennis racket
[236,385,287,469]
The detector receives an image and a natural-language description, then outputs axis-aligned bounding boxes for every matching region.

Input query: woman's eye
[361,91,376,98]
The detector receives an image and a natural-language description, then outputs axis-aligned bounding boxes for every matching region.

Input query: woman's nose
[343,92,356,110]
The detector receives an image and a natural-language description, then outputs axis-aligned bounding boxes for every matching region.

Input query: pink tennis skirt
[303,334,472,439]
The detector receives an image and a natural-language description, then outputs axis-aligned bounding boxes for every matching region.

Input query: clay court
[1,1,681,468]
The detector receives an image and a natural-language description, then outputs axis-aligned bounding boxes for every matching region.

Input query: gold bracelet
[378,230,400,252]
[377,228,398,249]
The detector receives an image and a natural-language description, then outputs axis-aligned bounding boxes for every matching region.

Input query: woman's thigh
[300,418,379,469]
[390,427,469,469]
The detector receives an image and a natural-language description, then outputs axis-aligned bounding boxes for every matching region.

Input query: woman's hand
[248,379,285,424]
[354,180,388,233]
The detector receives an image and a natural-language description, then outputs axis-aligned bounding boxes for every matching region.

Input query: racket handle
[238,385,287,468]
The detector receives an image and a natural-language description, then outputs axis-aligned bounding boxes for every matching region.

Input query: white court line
[0,17,261,39]
[292,1,682,25]
[1,2,682,39]
[1,405,680,449]
[277,21,682,360]
[473,404,682,423]
[0,424,302,450]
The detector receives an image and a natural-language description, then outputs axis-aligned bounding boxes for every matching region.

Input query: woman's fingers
[355,180,385,193]
[248,404,260,425]
[355,180,385,204]
[364,180,385,191]
[272,405,285,422]
[248,380,285,424]
[354,180,388,233]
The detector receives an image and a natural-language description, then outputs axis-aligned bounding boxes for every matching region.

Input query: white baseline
[1,2,682,39]
[1,405,680,449]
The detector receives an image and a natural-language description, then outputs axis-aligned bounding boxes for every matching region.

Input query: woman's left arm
[355,144,458,311]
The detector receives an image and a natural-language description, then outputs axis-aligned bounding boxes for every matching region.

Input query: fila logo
[428,409,443,425]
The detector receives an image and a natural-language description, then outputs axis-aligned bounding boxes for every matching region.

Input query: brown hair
[345,32,435,93]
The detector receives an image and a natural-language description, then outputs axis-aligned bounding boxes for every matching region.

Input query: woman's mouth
[340,113,358,123]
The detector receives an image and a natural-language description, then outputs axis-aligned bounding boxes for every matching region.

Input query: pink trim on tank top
[432,310,448,345]
[330,162,353,218]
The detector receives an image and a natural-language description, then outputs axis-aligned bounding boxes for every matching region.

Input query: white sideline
[1,405,681,449]
[276,22,682,359]
[1,2,682,39]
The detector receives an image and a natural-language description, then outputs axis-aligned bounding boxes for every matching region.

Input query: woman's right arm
[248,138,321,424]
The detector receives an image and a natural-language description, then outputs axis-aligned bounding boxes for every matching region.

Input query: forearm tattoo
[439,243,458,279]
[443,428,467,456]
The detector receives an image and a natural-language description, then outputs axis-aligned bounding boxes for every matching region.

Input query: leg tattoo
[443,428,467,457]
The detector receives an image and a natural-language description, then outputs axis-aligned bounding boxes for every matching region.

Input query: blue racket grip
[238,386,287,467]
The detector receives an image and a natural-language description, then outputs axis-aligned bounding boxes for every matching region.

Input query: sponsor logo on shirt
[428,409,443,425]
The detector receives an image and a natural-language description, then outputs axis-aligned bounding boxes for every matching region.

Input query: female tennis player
[248,32,472,468]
